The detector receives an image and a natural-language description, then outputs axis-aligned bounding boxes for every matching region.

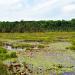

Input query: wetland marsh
[0,32,75,75]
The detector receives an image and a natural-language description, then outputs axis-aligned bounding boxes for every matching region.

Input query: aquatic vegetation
[38,44,45,48]
[10,52,17,58]
[0,47,17,60]
[0,32,75,75]
[0,61,10,75]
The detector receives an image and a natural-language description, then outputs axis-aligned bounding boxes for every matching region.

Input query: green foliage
[71,40,75,45]
[69,46,75,50]
[0,32,75,42]
[68,40,75,51]
[0,19,74,32]
[0,47,7,53]
[12,43,35,48]
[0,41,3,46]
[0,61,9,75]
[65,47,69,49]
[0,54,9,60]
[10,52,17,58]
[26,47,32,50]
[0,47,17,60]
[0,47,9,60]
[38,44,45,48]
[55,64,63,69]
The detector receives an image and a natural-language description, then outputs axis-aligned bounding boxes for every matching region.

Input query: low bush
[12,43,35,48]
[70,39,75,45]
[0,47,17,60]
[0,47,9,60]
[0,41,4,46]
[10,52,17,58]
[65,47,69,49]
[0,47,7,53]
[38,44,45,48]
[0,61,9,75]
[69,46,75,50]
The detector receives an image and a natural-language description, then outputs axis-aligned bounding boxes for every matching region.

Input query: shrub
[57,64,63,68]
[0,41,3,46]
[0,47,7,53]
[12,43,34,48]
[26,47,31,50]
[38,44,45,48]
[10,52,17,58]
[0,47,17,60]
[69,46,75,50]
[0,61,9,75]
[0,53,11,60]
[71,41,75,45]
[0,47,9,60]
[65,47,69,49]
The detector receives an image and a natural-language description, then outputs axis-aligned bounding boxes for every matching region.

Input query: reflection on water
[3,42,75,75]
[62,72,75,75]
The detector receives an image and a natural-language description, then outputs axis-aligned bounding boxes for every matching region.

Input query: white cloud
[0,0,74,21]
[32,0,58,12]
[62,4,75,14]
[0,0,20,5]
[0,0,22,10]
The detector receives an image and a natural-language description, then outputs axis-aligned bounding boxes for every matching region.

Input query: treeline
[0,19,75,32]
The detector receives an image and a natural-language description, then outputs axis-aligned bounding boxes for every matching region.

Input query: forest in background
[0,19,75,32]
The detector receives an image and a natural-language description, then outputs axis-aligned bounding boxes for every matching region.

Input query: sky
[0,0,75,21]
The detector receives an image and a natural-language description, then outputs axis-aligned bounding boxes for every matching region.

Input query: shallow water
[4,41,75,74]
[62,72,75,75]
[4,45,25,51]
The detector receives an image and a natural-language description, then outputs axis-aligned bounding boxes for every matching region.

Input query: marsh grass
[0,47,17,60]
[0,32,74,42]
[12,43,35,49]
[69,46,75,50]
[66,40,75,51]
[0,32,75,74]
[38,44,45,48]
[0,61,10,75]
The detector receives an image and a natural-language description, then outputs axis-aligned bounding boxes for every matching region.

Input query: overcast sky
[0,0,75,21]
